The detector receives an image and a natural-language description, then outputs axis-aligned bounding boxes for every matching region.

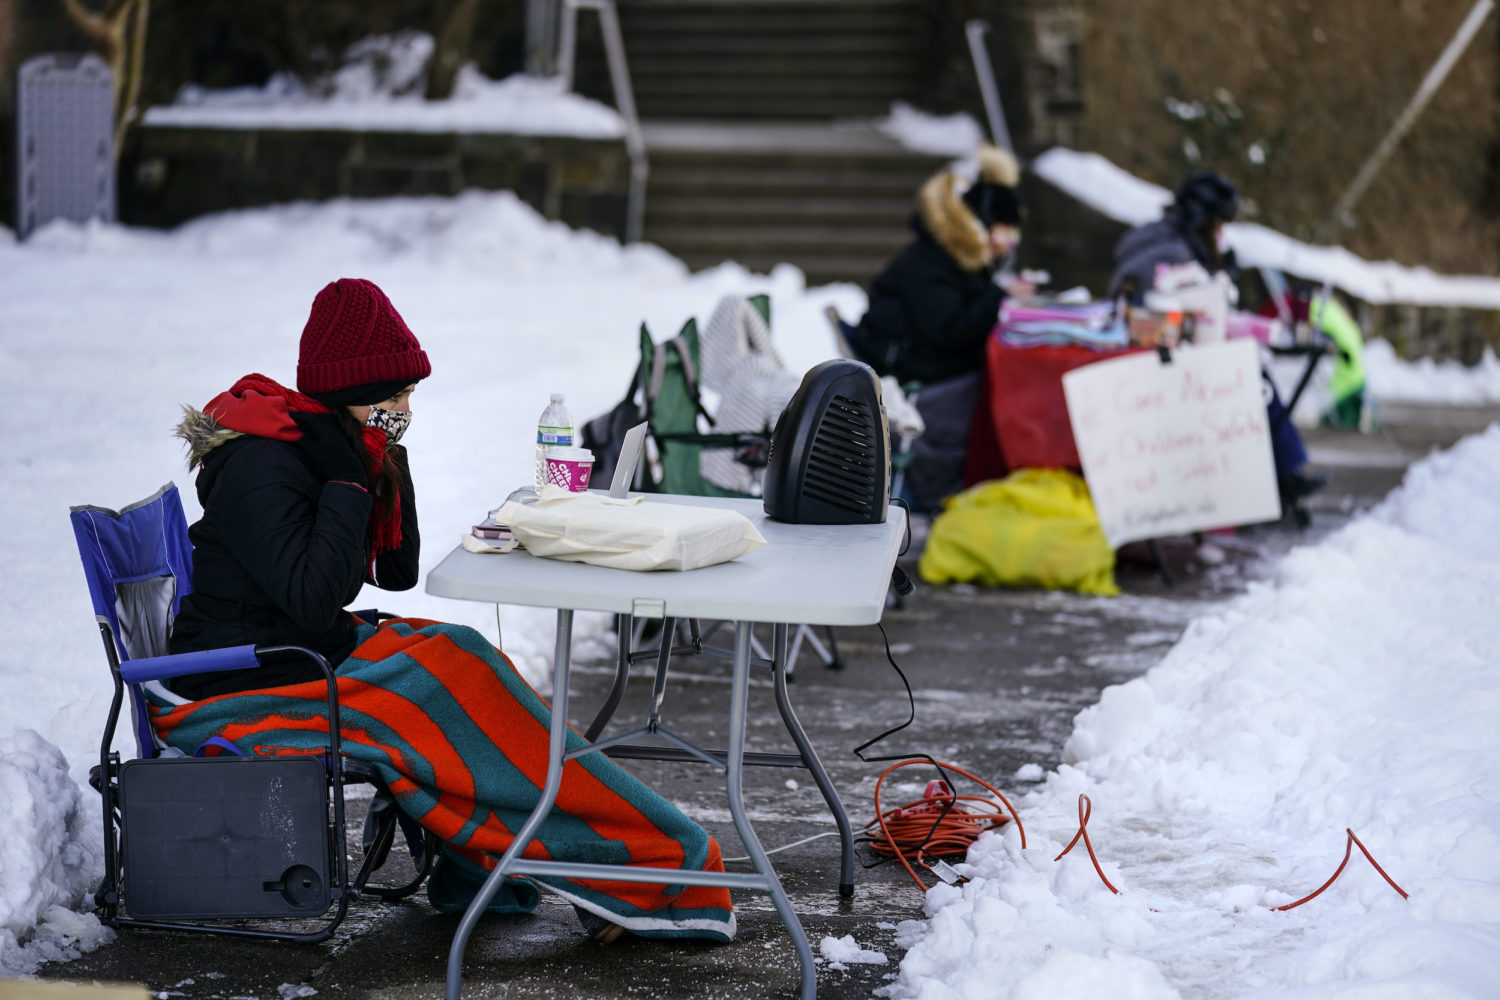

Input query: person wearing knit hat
[845,143,1028,511]
[1107,173,1327,506]
[297,277,432,401]
[1107,171,1240,304]
[849,144,1028,386]
[169,277,430,696]
[158,279,736,940]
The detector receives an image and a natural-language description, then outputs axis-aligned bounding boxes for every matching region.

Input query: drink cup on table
[543,446,595,492]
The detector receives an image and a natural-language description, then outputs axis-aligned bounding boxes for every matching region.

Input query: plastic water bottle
[534,393,575,490]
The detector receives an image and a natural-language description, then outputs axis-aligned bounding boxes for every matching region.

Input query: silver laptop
[609,421,649,498]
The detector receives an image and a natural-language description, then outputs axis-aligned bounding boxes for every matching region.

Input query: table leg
[445,608,575,1000]
[727,621,817,1000]
[770,623,857,898]
[583,613,631,741]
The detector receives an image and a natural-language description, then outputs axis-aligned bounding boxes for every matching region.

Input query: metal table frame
[424,493,905,999]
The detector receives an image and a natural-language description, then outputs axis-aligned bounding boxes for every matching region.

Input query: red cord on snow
[1273,827,1409,911]
[868,760,1027,890]
[1054,794,1121,894]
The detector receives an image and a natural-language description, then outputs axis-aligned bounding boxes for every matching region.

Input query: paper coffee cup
[543,446,595,492]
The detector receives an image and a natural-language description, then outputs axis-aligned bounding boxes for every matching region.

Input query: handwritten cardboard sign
[1061,339,1281,548]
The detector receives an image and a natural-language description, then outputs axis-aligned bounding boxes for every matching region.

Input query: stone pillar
[1024,2,1085,150]
[526,0,559,76]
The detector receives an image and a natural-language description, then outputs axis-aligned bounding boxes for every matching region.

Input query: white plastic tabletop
[425,493,906,626]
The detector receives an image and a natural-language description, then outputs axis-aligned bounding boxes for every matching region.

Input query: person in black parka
[847,144,1027,512]
[850,143,1026,385]
[168,277,427,698]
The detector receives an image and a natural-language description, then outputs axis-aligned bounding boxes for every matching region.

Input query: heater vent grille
[803,394,880,516]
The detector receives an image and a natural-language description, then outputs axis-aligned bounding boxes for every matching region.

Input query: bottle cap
[550,392,565,402]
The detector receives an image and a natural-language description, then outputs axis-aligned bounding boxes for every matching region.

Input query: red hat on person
[296,278,431,397]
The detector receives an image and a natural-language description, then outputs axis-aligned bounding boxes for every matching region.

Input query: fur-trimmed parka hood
[174,373,324,468]
[174,406,243,468]
[916,144,1021,273]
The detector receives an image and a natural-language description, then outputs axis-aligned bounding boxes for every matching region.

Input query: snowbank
[884,426,1500,999]
[143,33,624,138]
[1032,147,1500,310]
[0,731,111,973]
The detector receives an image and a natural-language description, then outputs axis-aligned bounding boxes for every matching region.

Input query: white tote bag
[494,490,766,571]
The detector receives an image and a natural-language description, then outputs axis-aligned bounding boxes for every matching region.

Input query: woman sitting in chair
[845,144,1030,512]
[158,277,734,942]
[848,143,1029,385]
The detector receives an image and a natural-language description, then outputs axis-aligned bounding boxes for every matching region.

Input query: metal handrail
[965,19,1014,153]
[558,0,648,244]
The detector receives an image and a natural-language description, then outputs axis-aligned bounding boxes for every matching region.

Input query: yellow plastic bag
[918,469,1119,596]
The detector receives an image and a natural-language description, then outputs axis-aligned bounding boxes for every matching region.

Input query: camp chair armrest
[119,644,261,683]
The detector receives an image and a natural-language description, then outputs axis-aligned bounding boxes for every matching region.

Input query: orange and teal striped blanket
[147,618,735,940]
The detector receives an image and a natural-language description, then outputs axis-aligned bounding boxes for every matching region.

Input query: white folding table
[424,493,906,999]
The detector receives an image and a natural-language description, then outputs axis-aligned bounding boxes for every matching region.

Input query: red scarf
[202,373,402,561]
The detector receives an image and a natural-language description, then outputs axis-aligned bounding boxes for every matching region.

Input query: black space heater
[763,359,889,524]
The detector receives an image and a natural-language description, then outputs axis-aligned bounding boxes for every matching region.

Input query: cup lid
[546,446,594,462]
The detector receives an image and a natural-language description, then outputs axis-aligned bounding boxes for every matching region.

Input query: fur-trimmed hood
[173,373,322,468]
[916,144,1021,273]
[174,406,243,468]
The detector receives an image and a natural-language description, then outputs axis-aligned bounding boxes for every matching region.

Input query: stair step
[636,98,910,117]
[669,249,891,285]
[608,33,920,55]
[645,195,913,223]
[648,169,933,197]
[616,9,922,34]
[621,62,922,83]
[644,224,909,251]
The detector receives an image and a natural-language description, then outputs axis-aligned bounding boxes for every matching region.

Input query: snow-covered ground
[4,131,1500,989]
[883,424,1500,999]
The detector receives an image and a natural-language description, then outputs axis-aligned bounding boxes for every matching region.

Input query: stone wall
[120,125,631,238]
[1075,0,1500,279]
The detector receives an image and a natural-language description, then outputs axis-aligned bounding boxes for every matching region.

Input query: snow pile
[884,426,1500,999]
[819,933,888,970]
[1031,147,1500,310]
[1365,339,1500,405]
[143,32,624,138]
[0,730,110,973]
[872,101,985,157]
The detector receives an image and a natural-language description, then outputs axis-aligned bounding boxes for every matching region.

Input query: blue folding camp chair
[71,483,433,941]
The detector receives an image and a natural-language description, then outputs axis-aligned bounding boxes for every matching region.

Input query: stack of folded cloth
[998,300,1128,350]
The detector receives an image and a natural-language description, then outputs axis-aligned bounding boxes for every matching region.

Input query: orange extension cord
[865,760,1027,889]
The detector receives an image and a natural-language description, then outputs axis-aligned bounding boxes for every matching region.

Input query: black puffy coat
[852,217,1004,385]
[168,429,419,699]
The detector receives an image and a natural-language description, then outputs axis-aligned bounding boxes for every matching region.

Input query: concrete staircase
[573,0,957,286]
[642,123,947,286]
[576,0,936,120]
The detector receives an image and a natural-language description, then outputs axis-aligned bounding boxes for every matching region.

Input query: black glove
[292,411,368,485]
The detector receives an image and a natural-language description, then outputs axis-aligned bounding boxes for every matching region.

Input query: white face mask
[366,406,412,445]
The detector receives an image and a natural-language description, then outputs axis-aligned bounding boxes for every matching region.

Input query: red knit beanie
[296,278,432,396]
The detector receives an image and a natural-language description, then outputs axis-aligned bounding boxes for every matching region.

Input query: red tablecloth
[964,334,1144,486]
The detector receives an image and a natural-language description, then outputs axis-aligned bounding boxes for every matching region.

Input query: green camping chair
[637,317,759,498]
[620,298,844,673]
